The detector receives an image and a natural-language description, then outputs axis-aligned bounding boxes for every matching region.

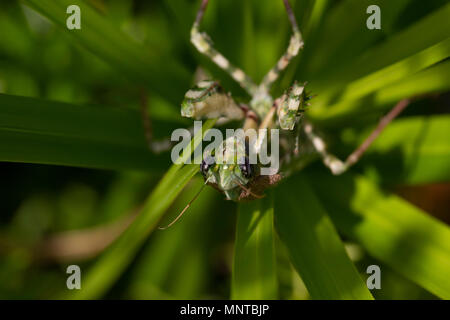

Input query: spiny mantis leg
[259,0,304,93]
[191,0,258,96]
[303,99,411,175]
[181,80,245,121]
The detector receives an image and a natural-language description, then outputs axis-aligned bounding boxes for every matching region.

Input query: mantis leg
[191,0,258,96]
[304,99,411,175]
[181,79,245,121]
[140,90,173,153]
[259,0,304,93]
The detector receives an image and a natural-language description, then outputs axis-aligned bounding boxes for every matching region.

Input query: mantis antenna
[158,180,209,230]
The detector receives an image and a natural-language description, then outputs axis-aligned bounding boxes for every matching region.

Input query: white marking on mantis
[288,98,299,110]
[287,35,302,56]
[185,90,205,99]
[312,137,325,153]
[191,31,210,53]
[292,85,304,96]
[213,54,230,69]
[198,80,214,88]
[267,70,278,82]
[324,156,346,175]
[232,69,246,82]
[278,58,289,70]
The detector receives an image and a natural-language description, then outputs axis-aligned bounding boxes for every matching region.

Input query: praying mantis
[153,0,410,229]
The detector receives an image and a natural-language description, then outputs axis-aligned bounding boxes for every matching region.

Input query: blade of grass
[127,178,217,299]
[0,93,175,171]
[242,0,256,78]
[308,3,450,116]
[359,115,450,185]
[312,2,450,87]
[302,0,413,79]
[313,60,450,124]
[231,193,277,299]
[332,38,450,103]
[275,175,374,300]
[64,119,216,299]
[23,0,190,103]
[311,37,450,116]
[307,171,450,299]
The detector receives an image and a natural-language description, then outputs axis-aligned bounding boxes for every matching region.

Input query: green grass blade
[127,178,217,299]
[23,0,190,103]
[307,172,450,299]
[308,3,450,115]
[332,38,450,103]
[275,176,374,300]
[360,115,450,185]
[65,119,215,299]
[231,193,277,299]
[302,0,412,78]
[311,38,450,116]
[315,2,450,85]
[313,60,450,123]
[374,60,450,108]
[0,93,174,171]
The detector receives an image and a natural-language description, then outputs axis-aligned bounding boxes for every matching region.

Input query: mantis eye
[200,156,215,177]
[239,156,253,179]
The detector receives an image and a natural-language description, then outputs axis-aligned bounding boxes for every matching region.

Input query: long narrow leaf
[275,175,374,300]
[0,94,172,171]
[314,2,450,87]
[311,38,450,115]
[127,178,217,299]
[360,115,450,185]
[302,0,412,78]
[23,0,190,103]
[65,119,216,299]
[232,194,277,299]
[307,172,450,299]
[313,60,450,123]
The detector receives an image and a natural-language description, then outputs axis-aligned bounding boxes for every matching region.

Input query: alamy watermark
[366,5,381,30]
[366,264,381,290]
[66,265,81,290]
[66,5,81,30]
[170,121,280,176]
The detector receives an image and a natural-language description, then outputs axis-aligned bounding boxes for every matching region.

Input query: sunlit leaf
[309,3,450,114]
[65,119,216,299]
[0,93,170,171]
[23,0,190,103]
[127,178,217,299]
[313,60,450,124]
[360,115,450,185]
[275,175,374,300]
[232,194,277,299]
[307,172,450,299]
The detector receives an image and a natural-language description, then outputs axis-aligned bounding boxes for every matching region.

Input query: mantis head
[200,135,257,201]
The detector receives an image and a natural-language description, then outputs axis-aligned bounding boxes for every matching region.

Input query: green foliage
[232,194,277,299]
[0,0,449,300]
[275,176,374,300]
[357,115,450,185]
[0,93,168,171]
[307,172,450,299]
[23,0,190,103]
[67,119,215,299]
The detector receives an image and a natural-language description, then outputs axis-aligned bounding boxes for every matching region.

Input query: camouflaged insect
[200,134,255,200]
[178,0,311,201]
[157,0,406,230]
[181,80,244,121]
[277,82,307,130]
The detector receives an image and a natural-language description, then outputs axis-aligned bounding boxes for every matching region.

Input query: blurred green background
[0,0,449,299]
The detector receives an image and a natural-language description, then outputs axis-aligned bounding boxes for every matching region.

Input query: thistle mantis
[156,0,410,229]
